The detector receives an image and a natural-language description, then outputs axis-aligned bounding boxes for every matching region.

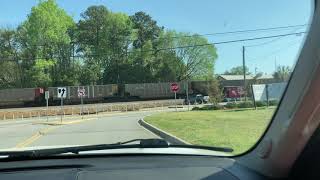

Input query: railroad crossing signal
[57,87,67,98]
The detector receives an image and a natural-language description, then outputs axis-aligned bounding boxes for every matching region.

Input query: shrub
[200,106,211,110]
[191,79,223,105]
[238,101,254,108]
[225,102,237,109]
[192,107,201,111]
[255,101,267,107]
[191,105,224,111]
[269,100,279,106]
[212,104,224,110]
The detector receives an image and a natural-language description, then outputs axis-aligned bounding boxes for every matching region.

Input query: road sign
[39,88,44,94]
[78,88,86,97]
[45,91,49,121]
[45,91,50,100]
[57,87,67,98]
[171,83,179,112]
[170,83,180,92]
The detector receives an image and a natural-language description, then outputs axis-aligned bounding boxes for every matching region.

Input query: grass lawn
[144,108,275,154]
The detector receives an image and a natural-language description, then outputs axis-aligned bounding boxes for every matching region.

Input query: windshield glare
[0,0,311,156]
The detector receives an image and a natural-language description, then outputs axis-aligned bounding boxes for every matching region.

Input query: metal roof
[218,74,273,81]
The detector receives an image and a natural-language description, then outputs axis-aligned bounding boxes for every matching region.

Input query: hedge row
[192,100,279,111]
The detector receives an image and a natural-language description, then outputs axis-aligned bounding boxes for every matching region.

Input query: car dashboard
[0,155,268,180]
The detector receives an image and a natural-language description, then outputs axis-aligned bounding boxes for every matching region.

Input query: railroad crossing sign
[170,83,180,93]
[57,87,67,98]
[78,88,86,97]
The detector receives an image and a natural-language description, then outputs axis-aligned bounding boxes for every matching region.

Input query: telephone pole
[242,46,247,101]
[274,56,278,71]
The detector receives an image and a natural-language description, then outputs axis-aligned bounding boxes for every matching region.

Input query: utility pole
[186,80,189,111]
[242,46,247,101]
[274,57,278,71]
[71,41,75,68]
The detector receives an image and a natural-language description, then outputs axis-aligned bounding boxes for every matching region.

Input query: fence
[252,82,287,102]
[0,99,185,120]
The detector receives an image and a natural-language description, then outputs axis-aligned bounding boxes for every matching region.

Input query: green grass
[144,108,275,154]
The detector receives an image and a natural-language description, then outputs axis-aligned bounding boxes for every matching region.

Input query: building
[217,74,277,87]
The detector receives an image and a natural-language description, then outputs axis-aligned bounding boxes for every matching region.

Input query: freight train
[0,82,196,108]
[0,81,251,108]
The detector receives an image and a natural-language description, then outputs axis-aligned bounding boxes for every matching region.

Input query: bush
[192,107,201,111]
[269,100,279,106]
[238,101,254,108]
[255,101,267,107]
[192,105,224,111]
[225,102,237,109]
[199,106,211,110]
[191,79,223,104]
[205,104,224,110]
[212,104,224,110]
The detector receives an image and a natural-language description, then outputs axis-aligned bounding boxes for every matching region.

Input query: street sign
[171,83,179,112]
[78,88,86,117]
[57,87,66,123]
[39,88,44,94]
[45,91,50,100]
[170,83,180,93]
[45,91,49,121]
[78,88,86,97]
[57,87,67,98]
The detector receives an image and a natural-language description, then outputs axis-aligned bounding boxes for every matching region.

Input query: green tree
[130,11,163,49]
[169,32,218,80]
[76,5,110,84]
[30,59,55,87]
[102,12,133,84]
[78,59,101,85]
[153,31,185,82]
[224,66,251,75]
[76,5,133,84]
[0,61,20,88]
[0,29,21,88]
[17,0,76,87]
[273,65,291,81]
[127,11,165,83]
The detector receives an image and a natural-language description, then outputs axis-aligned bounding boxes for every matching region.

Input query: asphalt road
[0,111,161,150]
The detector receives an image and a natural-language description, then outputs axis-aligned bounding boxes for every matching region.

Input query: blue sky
[0,0,312,74]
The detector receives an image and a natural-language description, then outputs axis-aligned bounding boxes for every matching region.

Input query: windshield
[0,0,311,156]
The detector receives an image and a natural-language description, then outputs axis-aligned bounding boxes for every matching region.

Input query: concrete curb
[138,118,190,145]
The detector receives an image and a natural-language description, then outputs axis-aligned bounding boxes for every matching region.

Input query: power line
[247,38,302,62]
[245,26,305,48]
[73,31,307,57]
[79,24,309,42]
[0,31,307,61]
[167,24,308,39]
[20,24,309,48]
[155,31,306,51]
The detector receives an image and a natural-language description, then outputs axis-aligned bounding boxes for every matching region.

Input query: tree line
[0,0,218,89]
[224,65,292,82]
